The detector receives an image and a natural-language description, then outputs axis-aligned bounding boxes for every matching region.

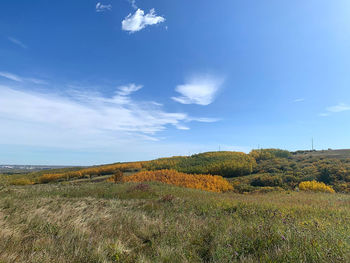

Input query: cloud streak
[320,103,350,117]
[0,71,47,85]
[172,75,223,105]
[0,72,23,82]
[96,2,112,12]
[7,37,27,49]
[122,9,165,33]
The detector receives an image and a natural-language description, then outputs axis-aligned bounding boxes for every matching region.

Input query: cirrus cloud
[0,82,216,148]
[319,103,350,117]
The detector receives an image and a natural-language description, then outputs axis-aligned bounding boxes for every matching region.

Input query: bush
[9,178,33,185]
[113,170,124,183]
[250,175,283,187]
[38,163,141,183]
[299,181,335,193]
[124,169,233,192]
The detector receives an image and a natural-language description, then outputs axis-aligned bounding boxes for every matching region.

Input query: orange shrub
[123,169,233,192]
[299,180,335,193]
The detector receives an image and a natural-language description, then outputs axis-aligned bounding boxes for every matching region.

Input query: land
[1,182,350,263]
[0,165,77,174]
[1,149,350,262]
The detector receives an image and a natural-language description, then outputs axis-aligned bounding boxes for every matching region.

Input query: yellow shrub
[10,178,34,185]
[299,180,335,193]
[38,162,142,183]
[38,173,66,183]
[123,169,233,192]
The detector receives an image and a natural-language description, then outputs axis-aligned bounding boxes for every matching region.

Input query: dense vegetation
[1,182,349,262]
[143,151,256,177]
[121,169,233,192]
[3,148,350,194]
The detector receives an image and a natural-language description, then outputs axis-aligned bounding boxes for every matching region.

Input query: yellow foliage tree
[122,169,233,192]
[299,180,335,193]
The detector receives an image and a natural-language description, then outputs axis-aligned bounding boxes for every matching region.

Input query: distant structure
[311,138,314,151]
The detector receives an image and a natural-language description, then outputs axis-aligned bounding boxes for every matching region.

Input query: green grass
[1,182,350,262]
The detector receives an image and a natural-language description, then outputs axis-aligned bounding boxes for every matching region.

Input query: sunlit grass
[1,182,350,262]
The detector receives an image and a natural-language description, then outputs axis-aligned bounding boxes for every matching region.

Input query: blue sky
[1,0,350,165]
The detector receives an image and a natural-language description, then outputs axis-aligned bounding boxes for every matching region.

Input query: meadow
[1,182,349,262]
[1,149,350,262]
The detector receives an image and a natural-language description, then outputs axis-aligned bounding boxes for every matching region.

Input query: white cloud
[326,103,350,113]
[0,83,216,148]
[96,2,112,12]
[172,75,223,105]
[122,9,165,33]
[293,98,305,103]
[8,37,27,49]
[319,103,350,117]
[117,83,142,96]
[0,71,47,84]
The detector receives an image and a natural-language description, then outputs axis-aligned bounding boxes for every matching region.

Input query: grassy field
[1,182,350,262]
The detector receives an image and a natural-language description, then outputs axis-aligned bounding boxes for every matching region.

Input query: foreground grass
[1,182,350,262]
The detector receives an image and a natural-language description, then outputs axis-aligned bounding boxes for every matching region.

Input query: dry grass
[1,182,350,262]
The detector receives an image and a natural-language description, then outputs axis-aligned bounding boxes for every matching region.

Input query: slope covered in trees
[143,151,256,177]
[4,148,350,193]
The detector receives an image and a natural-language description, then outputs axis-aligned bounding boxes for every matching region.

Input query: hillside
[3,149,350,193]
[1,182,350,262]
[2,149,350,262]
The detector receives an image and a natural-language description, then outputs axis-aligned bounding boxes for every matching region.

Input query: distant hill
[0,165,80,174]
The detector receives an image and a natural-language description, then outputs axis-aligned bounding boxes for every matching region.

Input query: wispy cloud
[117,83,142,96]
[326,103,350,113]
[96,2,112,12]
[0,71,47,85]
[320,103,350,117]
[172,75,224,105]
[7,37,27,49]
[0,72,23,82]
[129,0,138,9]
[0,83,216,148]
[122,9,165,33]
[293,98,305,103]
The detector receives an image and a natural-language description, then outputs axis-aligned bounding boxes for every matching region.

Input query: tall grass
[1,182,350,262]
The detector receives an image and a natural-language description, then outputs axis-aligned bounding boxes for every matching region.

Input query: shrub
[38,173,66,184]
[39,163,141,183]
[128,183,151,192]
[250,149,290,161]
[9,178,33,185]
[113,170,124,183]
[299,180,335,193]
[124,169,233,192]
[250,174,283,187]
